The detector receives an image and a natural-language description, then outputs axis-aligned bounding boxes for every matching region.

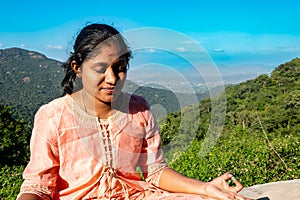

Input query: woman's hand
[159,168,253,200]
[203,172,253,200]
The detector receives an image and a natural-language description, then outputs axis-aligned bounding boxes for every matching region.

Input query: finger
[218,171,233,181]
[205,183,236,200]
[230,177,244,192]
[234,193,254,200]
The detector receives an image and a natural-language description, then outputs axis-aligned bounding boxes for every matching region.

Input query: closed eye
[92,60,127,74]
[92,62,108,73]
[94,66,107,73]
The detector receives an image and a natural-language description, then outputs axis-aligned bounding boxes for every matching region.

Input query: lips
[101,87,116,94]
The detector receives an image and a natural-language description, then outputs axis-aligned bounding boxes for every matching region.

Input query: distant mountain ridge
[0,47,208,122]
[0,48,63,121]
[161,57,300,147]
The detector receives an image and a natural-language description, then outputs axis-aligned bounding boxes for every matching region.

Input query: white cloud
[213,48,225,52]
[20,44,25,48]
[181,40,197,44]
[185,31,300,68]
[194,32,300,54]
[176,47,186,52]
[47,45,63,50]
[134,48,161,53]
[145,48,156,53]
[0,43,3,47]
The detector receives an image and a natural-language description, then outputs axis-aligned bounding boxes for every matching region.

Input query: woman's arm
[17,193,44,200]
[159,167,252,200]
[140,106,251,199]
[17,105,59,199]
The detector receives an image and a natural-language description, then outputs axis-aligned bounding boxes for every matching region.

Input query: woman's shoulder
[40,95,68,108]
[121,92,150,113]
[35,95,70,117]
[129,93,149,106]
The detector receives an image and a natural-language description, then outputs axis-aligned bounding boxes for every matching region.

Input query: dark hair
[61,23,132,95]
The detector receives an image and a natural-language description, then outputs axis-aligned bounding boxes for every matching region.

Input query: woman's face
[80,43,127,104]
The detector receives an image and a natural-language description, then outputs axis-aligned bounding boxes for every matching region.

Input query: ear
[71,61,81,77]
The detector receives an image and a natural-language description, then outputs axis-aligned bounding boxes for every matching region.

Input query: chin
[105,95,119,104]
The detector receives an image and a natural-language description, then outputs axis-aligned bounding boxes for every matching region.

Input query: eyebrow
[90,57,126,67]
[91,62,109,67]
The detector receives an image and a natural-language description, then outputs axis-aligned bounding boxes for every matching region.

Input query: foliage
[0,105,30,167]
[0,48,299,198]
[0,48,64,123]
[169,127,300,187]
[160,58,300,187]
[0,165,24,200]
[0,105,29,199]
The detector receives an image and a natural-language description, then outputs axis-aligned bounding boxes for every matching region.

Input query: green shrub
[0,165,24,200]
[168,127,300,187]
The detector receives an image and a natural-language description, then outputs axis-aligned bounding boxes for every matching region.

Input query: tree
[0,105,30,167]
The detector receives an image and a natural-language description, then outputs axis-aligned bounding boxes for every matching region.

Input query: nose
[104,67,117,85]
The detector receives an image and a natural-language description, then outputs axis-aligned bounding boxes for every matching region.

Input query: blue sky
[1,0,300,78]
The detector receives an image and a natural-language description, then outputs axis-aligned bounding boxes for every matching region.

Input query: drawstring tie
[97,167,130,200]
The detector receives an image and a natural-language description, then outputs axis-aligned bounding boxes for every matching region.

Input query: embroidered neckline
[62,94,126,125]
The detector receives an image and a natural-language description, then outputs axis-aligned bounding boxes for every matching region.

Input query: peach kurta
[18,94,207,200]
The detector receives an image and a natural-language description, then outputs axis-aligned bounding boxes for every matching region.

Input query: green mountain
[0,48,63,121]
[0,48,208,123]
[160,57,300,186]
[0,48,299,198]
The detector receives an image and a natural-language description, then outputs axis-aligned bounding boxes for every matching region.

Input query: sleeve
[17,105,60,200]
[137,108,168,187]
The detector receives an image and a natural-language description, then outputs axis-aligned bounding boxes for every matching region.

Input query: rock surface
[239,179,300,200]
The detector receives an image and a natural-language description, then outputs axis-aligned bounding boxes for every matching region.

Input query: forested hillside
[0,48,299,199]
[0,48,63,121]
[160,58,300,186]
[0,48,207,123]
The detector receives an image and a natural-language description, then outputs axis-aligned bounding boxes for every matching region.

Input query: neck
[81,90,112,119]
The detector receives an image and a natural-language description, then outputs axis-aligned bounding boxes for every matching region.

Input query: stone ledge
[239,179,300,200]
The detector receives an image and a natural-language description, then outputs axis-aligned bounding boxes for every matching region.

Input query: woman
[17,23,251,200]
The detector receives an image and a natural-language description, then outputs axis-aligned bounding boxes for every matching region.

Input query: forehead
[89,43,122,60]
